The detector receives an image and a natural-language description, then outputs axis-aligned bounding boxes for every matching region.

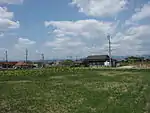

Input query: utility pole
[40,53,45,68]
[25,48,28,63]
[107,35,112,67]
[41,53,44,62]
[5,50,8,69]
[76,56,78,61]
[5,50,8,62]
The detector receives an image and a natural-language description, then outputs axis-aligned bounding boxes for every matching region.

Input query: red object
[0,62,17,65]
[15,62,31,66]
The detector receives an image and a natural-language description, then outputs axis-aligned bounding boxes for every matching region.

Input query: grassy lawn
[0,68,150,113]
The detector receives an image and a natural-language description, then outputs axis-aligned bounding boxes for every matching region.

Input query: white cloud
[0,0,23,4]
[0,18,19,31]
[131,3,150,22]
[0,7,20,32]
[111,25,150,55]
[45,19,150,57]
[125,2,150,26]
[45,19,115,37]
[0,0,22,32]
[15,38,36,49]
[45,19,116,57]
[0,7,13,19]
[45,37,85,48]
[70,0,128,17]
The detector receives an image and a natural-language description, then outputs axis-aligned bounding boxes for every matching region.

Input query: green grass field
[0,68,150,113]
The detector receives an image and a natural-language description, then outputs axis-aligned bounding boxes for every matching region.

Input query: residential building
[83,55,117,67]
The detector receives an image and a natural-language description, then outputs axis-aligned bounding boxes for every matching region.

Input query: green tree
[125,56,144,63]
[61,60,74,66]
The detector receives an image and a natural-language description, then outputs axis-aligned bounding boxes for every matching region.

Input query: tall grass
[0,68,150,113]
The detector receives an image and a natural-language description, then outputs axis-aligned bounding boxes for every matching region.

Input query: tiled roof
[15,62,30,66]
[86,55,109,60]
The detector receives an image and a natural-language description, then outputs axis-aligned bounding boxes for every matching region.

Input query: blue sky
[0,0,150,60]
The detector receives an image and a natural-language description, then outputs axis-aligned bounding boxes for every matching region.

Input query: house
[0,62,17,68]
[51,61,63,66]
[83,55,117,67]
[14,62,34,69]
[73,60,84,67]
[104,61,110,67]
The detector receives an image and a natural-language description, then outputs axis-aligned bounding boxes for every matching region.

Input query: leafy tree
[125,56,144,63]
[61,60,74,66]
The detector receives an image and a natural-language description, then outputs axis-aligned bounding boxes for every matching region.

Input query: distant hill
[112,56,128,61]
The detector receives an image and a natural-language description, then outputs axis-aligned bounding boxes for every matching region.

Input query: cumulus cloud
[126,2,150,26]
[111,25,150,55]
[0,0,23,32]
[0,0,23,4]
[44,19,116,57]
[44,18,150,57]
[0,0,24,60]
[45,19,115,38]
[131,3,150,22]
[70,0,128,17]
[0,7,13,19]
[42,0,150,58]
[0,7,20,32]
[15,38,36,49]
[45,37,85,50]
[0,18,19,31]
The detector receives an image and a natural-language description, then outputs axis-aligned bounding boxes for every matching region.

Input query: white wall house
[104,61,110,67]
